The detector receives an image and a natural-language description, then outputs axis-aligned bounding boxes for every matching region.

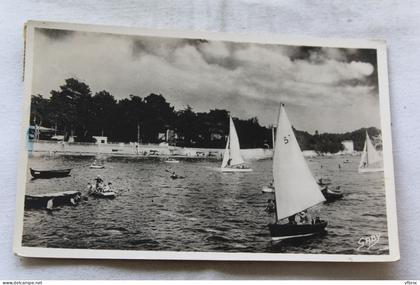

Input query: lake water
[22,154,389,255]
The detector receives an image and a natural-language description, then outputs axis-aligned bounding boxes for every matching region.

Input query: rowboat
[90,164,105,169]
[90,191,116,199]
[165,158,180,163]
[321,186,343,202]
[261,185,275,193]
[25,191,81,209]
[30,168,71,179]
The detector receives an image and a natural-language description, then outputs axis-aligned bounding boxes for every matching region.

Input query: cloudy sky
[32,28,381,133]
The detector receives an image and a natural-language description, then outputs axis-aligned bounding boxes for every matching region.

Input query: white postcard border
[13,20,399,262]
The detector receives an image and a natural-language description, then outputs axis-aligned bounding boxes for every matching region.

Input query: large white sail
[221,137,230,168]
[221,116,245,168]
[358,131,383,171]
[273,105,325,221]
[359,140,368,168]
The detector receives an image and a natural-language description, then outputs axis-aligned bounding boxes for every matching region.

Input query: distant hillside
[294,127,381,153]
[30,77,381,153]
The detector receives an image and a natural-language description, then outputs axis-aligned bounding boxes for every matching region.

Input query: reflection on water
[22,154,389,254]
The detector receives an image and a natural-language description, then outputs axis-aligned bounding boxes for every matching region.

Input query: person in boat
[313,216,321,224]
[288,214,297,225]
[227,158,232,166]
[104,182,112,193]
[170,171,178,179]
[265,199,276,212]
[94,175,104,192]
[298,210,310,224]
[87,182,93,194]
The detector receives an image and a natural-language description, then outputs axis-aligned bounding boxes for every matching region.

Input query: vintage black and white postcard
[14,21,399,261]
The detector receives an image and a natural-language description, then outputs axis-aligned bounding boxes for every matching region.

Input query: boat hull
[317,178,331,187]
[25,191,81,209]
[165,160,180,163]
[358,167,384,173]
[321,188,343,201]
[221,167,253,172]
[90,191,116,199]
[30,168,72,179]
[90,165,105,169]
[269,221,327,241]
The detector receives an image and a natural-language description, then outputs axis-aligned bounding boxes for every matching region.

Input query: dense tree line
[30,78,380,151]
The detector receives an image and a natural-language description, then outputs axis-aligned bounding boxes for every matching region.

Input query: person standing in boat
[288,214,297,224]
[265,199,276,213]
[94,175,104,192]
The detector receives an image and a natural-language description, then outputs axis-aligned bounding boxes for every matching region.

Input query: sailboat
[269,104,327,241]
[358,131,383,173]
[221,116,252,172]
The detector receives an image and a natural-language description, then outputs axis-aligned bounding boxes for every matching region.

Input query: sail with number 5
[269,104,327,241]
[221,116,252,172]
[358,131,383,173]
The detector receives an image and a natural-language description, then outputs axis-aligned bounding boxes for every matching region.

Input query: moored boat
[25,191,81,209]
[221,116,252,172]
[90,191,116,199]
[317,178,331,187]
[321,186,343,202]
[261,185,275,193]
[90,164,105,169]
[269,104,327,241]
[30,168,72,179]
[90,158,105,169]
[165,158,180,163]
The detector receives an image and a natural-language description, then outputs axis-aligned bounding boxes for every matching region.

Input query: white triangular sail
[358,131,383,172]
[221,137,230,168]
[273,105,325,221]
[221,116,245,168]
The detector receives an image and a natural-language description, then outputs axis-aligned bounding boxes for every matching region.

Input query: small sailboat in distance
[221,116,252,172]
[358,131,383,173]
[269,104,327,241]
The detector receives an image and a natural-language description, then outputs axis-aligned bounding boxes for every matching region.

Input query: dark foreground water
[22,154,389,255]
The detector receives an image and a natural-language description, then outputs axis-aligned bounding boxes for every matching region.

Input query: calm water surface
[22,154,389,254]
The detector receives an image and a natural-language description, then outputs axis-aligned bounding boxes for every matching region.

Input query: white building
[92,136,108,144]
[342,140,354,153]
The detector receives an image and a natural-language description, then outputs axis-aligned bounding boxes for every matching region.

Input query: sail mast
[221,136,230,168]
[365,131,369,163]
